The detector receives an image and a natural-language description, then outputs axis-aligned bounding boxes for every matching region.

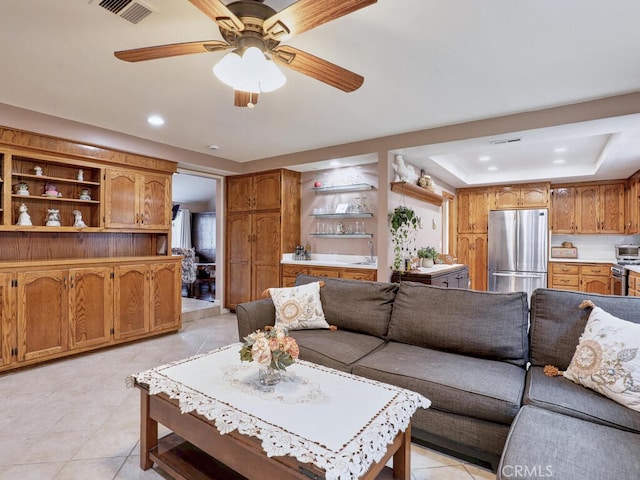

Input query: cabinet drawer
[551,263,579,275]
[341,270,376,281]
[580,265,609,276]
[308,268,340,278]
[282,264,309,276]
[551,275,579,287]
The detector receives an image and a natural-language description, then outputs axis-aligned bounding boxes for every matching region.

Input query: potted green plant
[389,205,422,272]
[417,246,438,268]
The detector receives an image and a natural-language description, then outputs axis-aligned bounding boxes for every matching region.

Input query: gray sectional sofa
[236,275,640,477]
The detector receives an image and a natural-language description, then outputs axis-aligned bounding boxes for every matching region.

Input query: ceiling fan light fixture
[213,46,286,96]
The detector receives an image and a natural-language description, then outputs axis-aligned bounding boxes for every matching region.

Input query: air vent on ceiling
[98,0,154,24]
[489,137,522,145]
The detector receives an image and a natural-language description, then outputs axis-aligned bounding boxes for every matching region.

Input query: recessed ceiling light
[208,144,219,150]
[553,159,566,164]
[488,166,498,171]
[554,147,567,153]
[479,156,491,162]
[147,115,165,126]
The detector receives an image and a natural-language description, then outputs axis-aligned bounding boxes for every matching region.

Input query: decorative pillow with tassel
[545,300,640,412]
[265,281,331,331]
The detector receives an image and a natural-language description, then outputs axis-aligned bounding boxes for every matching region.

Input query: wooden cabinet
[551,182,625,234]
[457,188,488,233]
[625,173,640,234]
[391,265,469,288]
[16,269,69,362]
[549,262,611,294]
[0,273,12,367]
[69,266,112,349]
[150,261,182,332]
[227,171,282,213]
[491,183,549,209]
[550,186,576,234]
[0,257,181,373]
[575,183,625,234]
[629,271,640,297]
[225,169,300,310]
[281,264,376,287]
[456,234,487,291]
[113,264,150,340]
[104,168,171,230]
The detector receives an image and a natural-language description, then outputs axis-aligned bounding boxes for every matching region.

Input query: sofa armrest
[236,298,276,340]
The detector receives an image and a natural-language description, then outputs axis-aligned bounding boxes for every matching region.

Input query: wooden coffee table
[131,344,430,480]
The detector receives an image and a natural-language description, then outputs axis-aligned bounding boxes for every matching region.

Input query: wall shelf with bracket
[390,181,445,207]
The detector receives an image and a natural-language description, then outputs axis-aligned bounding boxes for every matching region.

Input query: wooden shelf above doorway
[390,181,445,207]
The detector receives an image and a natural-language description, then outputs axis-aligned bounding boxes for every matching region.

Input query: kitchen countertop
[626,265,640,273]
[548,258,616,264]
[404,264,466,275]
[281,253,377,270]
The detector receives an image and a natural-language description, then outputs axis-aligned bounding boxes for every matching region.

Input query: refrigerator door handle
[491,272,544,279]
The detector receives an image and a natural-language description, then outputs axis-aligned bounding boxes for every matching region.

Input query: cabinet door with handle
[69,266,113,349]
[226,213,252,308]
[113,264,150,340]
[16,269,69,362]
[252,211,281,301]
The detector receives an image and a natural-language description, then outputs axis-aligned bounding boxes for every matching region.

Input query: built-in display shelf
[390,181,445,207]
[311,213,373,219]
[312,183,374,193]
[310,233,373,239]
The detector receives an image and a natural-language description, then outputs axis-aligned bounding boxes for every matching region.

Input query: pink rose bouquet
[239,325,299,371]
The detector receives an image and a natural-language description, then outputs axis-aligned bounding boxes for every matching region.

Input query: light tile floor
[0,313,496,480]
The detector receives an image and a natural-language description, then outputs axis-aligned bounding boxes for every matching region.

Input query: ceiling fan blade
[115,40,231,62]
[263,0,377,41]
[272,45,364,93]
[188,0,244,32]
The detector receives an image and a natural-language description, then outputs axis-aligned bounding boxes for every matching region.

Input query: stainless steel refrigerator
[488,209,548,300]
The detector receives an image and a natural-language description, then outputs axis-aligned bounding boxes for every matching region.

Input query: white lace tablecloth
[128,343,430,480]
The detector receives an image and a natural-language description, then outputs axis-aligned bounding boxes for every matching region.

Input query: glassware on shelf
[360,196,370,214]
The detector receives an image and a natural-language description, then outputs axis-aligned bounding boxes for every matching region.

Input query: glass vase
[259,365,282,386]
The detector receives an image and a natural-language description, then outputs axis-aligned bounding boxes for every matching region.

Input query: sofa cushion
[290,329,386,373]
[387,283,529,366]
[352,342,526,425]
[295,274,397,338]
[523,366,640,434]
[498,406,640,480]
[563,303,640,412]
[529,288,640,368]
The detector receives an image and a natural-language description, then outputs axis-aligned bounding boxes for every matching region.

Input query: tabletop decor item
[73,210,87,228]
[78,188,91,200]
[14,182,30,195]
[16,203,32,226]
[240,325,299,386]
[45,208,61,226]
[417,246,438,268]
[43,183,62,197]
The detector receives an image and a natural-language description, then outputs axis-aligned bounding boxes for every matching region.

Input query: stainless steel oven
[611,264,627,296]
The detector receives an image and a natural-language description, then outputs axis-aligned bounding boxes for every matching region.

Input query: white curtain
[172,209,192,249]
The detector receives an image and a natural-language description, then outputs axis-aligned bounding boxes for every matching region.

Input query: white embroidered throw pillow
[564,303,640,412]
[269,282,329,330]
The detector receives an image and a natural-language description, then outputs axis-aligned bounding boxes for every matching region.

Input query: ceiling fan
[114,0,377,107]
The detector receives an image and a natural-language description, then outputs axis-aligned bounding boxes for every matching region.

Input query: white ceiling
[1,0,640,188]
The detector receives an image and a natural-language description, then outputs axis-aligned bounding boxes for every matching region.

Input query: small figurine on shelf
[78,188,91,200]
[77,169,84,181]
[44,183,62,197]
[16,203,32,226]
[34,166,43,176]
[72,210,87,228]
[418,169,434,191]
[46,208,61,227]
[14,182,30,196]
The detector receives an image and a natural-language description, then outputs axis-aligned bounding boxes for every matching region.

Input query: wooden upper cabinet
[551,186,576,233]
[227,171,282,213]
[457,188,488,233]
[491,183,549,209]
[627,173,640,234]
[575,183,624,234]
[104,168,171,230]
